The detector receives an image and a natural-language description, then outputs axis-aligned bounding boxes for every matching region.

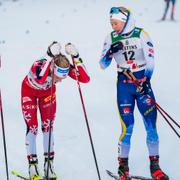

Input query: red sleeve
[68,64,90,83]
[30,59,51,84]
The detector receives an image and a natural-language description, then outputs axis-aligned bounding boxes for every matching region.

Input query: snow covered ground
[0,0,180,179]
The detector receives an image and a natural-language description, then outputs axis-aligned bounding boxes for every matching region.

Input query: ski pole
[71,56,101,180]
[46,59,55,180]
[126,71,180,128]
[124,70,180,138]
[152,100,180,129]
[154,102,180,138]
[0,91,10,180]
[0,55,9,180]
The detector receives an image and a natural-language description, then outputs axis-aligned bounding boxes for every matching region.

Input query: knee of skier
[120,124,134,144]
[146,128,159,143]
[41,118,55,132]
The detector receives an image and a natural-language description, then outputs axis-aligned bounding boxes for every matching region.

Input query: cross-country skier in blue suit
[100,6,169,180]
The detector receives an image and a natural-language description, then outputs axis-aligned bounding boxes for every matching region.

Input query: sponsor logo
[148,54,154,58]
[125,40,129,45]
[123,45,137,51]
[147,41,153,47]
[123,107,130,114]
[43,99,56,108]
[22,96,32,103]
[44,94,56,103]
[120,103,132,107]
[144,105,156,116]
[148,48,154,54]
[22,105,37,110]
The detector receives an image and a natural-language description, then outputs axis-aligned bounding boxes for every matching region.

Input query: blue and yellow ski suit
[100,12,159,158]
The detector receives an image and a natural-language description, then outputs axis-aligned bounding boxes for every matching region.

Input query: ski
[11,170,57,180]
[106,170,155,180]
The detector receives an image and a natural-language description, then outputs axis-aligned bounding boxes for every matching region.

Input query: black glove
[109,41,123,54]
[137,80,151,95]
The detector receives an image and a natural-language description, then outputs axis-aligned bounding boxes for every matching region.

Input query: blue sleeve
[99,34,113,69]
[140,30,155,80]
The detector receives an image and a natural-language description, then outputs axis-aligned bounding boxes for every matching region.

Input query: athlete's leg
[171,0,176,20]
[21,81,39,157]
[38,86,56,156]
[136,89,159,156]
[162,0,170,20]
[117,82,135,158]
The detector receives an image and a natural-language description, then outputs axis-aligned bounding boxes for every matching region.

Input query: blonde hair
[54,54,70,68]
[119,7,130,14]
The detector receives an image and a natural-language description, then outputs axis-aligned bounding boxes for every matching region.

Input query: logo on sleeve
[147,41,153,47]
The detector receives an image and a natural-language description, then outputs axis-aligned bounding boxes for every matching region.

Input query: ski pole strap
[122,70,142,86]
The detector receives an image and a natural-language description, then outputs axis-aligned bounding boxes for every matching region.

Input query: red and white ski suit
[21,57,90,158]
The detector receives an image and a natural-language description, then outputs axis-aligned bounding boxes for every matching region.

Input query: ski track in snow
[0,0,180,179]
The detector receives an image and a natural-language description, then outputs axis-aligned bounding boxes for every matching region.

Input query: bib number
[122,51,135,61]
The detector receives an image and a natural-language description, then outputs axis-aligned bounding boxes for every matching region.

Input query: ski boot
[118,157,131,180]
[28,155,41,180]
[149,156,169,180]
[44,155,57,179]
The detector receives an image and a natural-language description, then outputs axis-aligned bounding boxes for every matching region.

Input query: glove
[65,43,79,58]
[47,41,61,57]
[137,80,151,95]
[109,41,123,54]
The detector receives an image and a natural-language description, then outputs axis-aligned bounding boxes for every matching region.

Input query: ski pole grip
[123,70,133,80]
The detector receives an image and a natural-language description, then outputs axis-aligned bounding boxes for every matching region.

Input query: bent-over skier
[21,42,90,180]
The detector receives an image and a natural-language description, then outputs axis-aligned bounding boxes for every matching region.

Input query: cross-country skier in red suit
[21,42,90,180]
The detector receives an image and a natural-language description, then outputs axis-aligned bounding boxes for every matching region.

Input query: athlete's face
[54,74,68,82]
[54,75,63,82]
[110,19,125,33]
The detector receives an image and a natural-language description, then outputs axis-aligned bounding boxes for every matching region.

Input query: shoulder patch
[147,41,153,47]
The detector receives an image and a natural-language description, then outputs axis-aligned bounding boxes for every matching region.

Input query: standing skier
[161,0,176,21]
[100,7,169,180]
[21,42,90,180]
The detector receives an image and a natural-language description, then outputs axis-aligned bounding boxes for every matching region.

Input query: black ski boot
[118,157,131,180]
[28,154,40,180]
[149,156,169,180]
[44,155,57,179]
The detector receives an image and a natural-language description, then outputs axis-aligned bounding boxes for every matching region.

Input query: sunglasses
[110,7,128,17]
[110,7,121,14]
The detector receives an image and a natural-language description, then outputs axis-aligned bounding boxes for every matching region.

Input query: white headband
[54,64,69,79]
[110,13,127,22]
